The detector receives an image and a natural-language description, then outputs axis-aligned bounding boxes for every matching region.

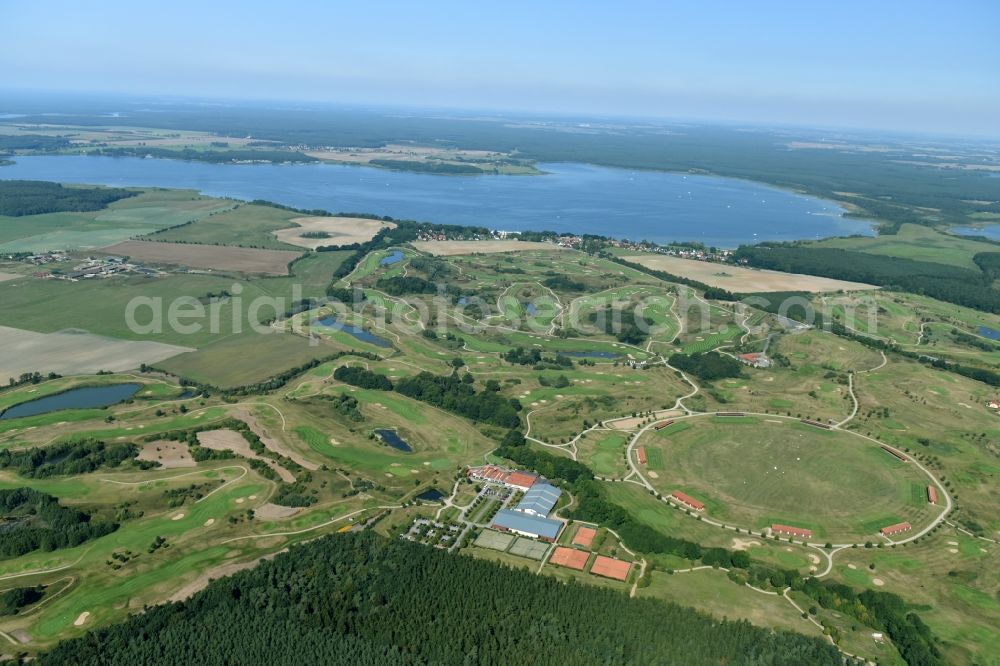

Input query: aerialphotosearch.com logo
[124,282,881,343]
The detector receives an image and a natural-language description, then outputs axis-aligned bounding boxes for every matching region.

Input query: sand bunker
[136,441,196,468]
[873,578,885,586]
[232,408,318,470]
[204,518,215,527]
[274,216,394,249]
[255,502,300,520]
[74,611,90,626]
[171,513,185,521]
[730,538,762,551]
[196,429,295,482]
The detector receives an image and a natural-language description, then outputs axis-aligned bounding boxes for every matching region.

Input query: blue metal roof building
[514,482,561,516]
[491,509,563,542]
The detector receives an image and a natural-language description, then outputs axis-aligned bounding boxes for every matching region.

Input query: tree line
[735,245,1000,313]
[0,180,135,216]
[38,531,841,665]
[0,488,118,558]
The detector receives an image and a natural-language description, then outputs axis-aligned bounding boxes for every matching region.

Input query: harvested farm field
[101,240,302,275]
[273,216,395,249]
[0,325,192,384]
[626,254,878,293]
[411,240,566,256]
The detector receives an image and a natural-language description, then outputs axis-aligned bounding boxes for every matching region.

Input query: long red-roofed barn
[927,485,938,505]
[881,445,908,462]
[771,524,813,539]
[880,522,912,537]
[636,447,647,465]
[671,490,704,511]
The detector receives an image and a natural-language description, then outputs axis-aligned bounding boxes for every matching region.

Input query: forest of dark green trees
[0,180,135,216]
[39,532,841,665]
[734,245,1000,313]
[0,488,118,557]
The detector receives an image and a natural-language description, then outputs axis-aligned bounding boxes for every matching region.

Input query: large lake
[1,156,875,247]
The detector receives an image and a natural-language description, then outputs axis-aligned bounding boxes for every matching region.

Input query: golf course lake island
[0,156,875,247]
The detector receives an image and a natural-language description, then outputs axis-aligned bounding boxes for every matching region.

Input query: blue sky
[2,0,998,135]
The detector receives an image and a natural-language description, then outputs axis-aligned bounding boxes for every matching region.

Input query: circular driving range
[638,417,938,543]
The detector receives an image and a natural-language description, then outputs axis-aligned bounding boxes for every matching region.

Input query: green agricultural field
[0,189,233,252]
[638,416,937,541]
[146,202,302,249]
[812,224,998,270]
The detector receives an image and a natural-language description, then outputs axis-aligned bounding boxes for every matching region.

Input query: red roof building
[636,447,647,465]
[881,445,908,462]
[926,486,938,505]
[507,470,539,490]
[771,524,813,539]
[671,490,704,511]
[880,522,912,537]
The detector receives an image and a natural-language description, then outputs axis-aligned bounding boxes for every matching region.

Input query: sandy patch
[136,441,196,468]
[0,272,21,283]
[412,240,566,256]
[848,564,857,569]
[0,324,192,385]
[273,216,395,249]
[73,611,90,626]
[236,498,245,504]
[947,540,958,545]
[255,502,300,520]
[627,254,879,293]
[647,471,659,479]
[948,548,959,554]
[232,407,318,470]
[807,553,821,564]
[204,518,215,527]
[196,429,295,482]
[873,578,885,586]
[730,538,762,551]
[101,240,301,275]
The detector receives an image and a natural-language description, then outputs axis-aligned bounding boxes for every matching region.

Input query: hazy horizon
[2,0,999,138]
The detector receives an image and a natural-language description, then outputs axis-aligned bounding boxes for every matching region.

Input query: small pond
[380,250,404,266]
[556,350,620,359]
[0,383,141,420]
[314,315,392,347]
[375,428,413,452]
[977,325,1000,341]
[416,488,446,502]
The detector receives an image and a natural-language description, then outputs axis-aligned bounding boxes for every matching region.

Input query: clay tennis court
[412,240,566,256]
[549,546,590,571]
[626,254,878,293]
[572,526,597,548]
[590,555,631,581]
[102,240,302,275]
